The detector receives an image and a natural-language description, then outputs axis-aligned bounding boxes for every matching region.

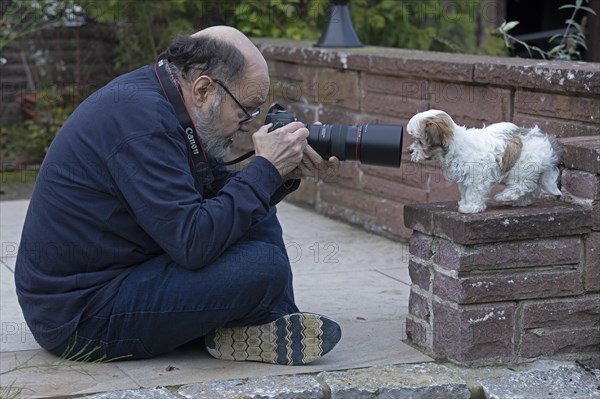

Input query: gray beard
[190,99,239,160]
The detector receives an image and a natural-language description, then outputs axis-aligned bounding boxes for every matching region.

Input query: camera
[265,104,403,168]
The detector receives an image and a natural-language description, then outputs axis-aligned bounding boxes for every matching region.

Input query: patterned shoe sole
[205,313,341,365]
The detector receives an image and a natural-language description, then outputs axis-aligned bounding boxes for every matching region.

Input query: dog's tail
[540,167,562,196]
[540,134,562,196]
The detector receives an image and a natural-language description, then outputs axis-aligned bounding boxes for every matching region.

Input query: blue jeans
[50,207,299,361]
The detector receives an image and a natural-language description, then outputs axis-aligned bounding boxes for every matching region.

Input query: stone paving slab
[319,363,471,399]
[479,364,600,399]
[80,388,178,399]
[178,375,324,399]
[0,349,138,398]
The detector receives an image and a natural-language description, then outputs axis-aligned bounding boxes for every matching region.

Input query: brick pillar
[560,136,600,294]
[404,200,597,366]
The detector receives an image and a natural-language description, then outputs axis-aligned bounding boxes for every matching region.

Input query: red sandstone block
[269,78,309,104]
[426,179,461,203]
[318,184,375,216]
[405,316,429,347]
[319,106,361,125]
[514,91,600,124]
[404,200,592,245]
[362,74,429,99]
[314,69,360,110]
[361,164,410,185]
[521,296,600,329]
[268,61,311,83]
[361,92,429,120]
[473,58,600,95]
[520,327,600,358]
[256,40,348,69]
[408,289,430,321]
[362,162,441,190]
[432,268,584,304]
[409,233,433,261]
[318,185,411,238]
[559,136,600,175]
[428,82,511,126]
[373,200,412,238]
[562,169,600,200]
[362,174,428,203]
[432,301,516,364]
[318,197,411,238]
[513,114,600,139]
[346,50,474,82]
[321,161,361,188]
[409,260,431,291]
[284,103,319,124]
[286,179,317,206]
[585,234,600,292]
[432,237,582,272]
[354,113,406,126]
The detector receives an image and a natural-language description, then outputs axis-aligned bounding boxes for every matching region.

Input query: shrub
[0,86,81,167]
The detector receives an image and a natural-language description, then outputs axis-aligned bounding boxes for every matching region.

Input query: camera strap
[154,59,215,192]
[223,149,255,166]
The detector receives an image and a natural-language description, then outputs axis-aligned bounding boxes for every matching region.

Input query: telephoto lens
[265,104,403,168]
[306,123,403,167]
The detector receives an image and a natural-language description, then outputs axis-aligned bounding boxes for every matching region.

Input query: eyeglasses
[212,79,261,124]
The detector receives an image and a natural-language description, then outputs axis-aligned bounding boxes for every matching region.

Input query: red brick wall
[251,39,600,239]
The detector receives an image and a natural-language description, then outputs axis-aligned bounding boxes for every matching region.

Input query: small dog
[407,109,561,213]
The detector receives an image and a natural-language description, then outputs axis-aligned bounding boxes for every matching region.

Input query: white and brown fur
[407,109,561,213]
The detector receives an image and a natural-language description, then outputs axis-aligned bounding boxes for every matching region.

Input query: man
[15,26,341,365]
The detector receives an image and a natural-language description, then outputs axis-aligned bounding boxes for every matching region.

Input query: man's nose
[239,121,252,132]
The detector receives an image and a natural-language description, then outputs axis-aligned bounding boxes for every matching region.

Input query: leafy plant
[78,0,209,70]
[497,0,597,60]
[350,0,500,54]
[0,86,81,166]
[233,0,326,41]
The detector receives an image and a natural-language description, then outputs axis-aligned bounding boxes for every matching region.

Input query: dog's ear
[422,113,453,150]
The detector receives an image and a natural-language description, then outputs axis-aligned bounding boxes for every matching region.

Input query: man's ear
[190,75,213,107]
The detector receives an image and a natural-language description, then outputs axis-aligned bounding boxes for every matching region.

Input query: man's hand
[252,122,309,177]
[284,145,340,182]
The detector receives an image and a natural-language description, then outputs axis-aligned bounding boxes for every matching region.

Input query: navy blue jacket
[15,66,297,350]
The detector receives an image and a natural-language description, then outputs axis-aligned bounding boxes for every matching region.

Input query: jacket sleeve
[106,130,283,270]
[210,159,301,206]
[270,179,301,205]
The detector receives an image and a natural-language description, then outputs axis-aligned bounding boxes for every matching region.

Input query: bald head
[160,27,270,118]
[192,26,267,75]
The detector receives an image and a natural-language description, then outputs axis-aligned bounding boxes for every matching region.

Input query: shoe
[205,312,341,365]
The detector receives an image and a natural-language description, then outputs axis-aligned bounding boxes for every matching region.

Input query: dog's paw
[494,190,520,202]
[458,202,486,213]
[511,196,534,207]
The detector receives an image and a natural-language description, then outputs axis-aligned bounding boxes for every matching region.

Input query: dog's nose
[409,148,414,155]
